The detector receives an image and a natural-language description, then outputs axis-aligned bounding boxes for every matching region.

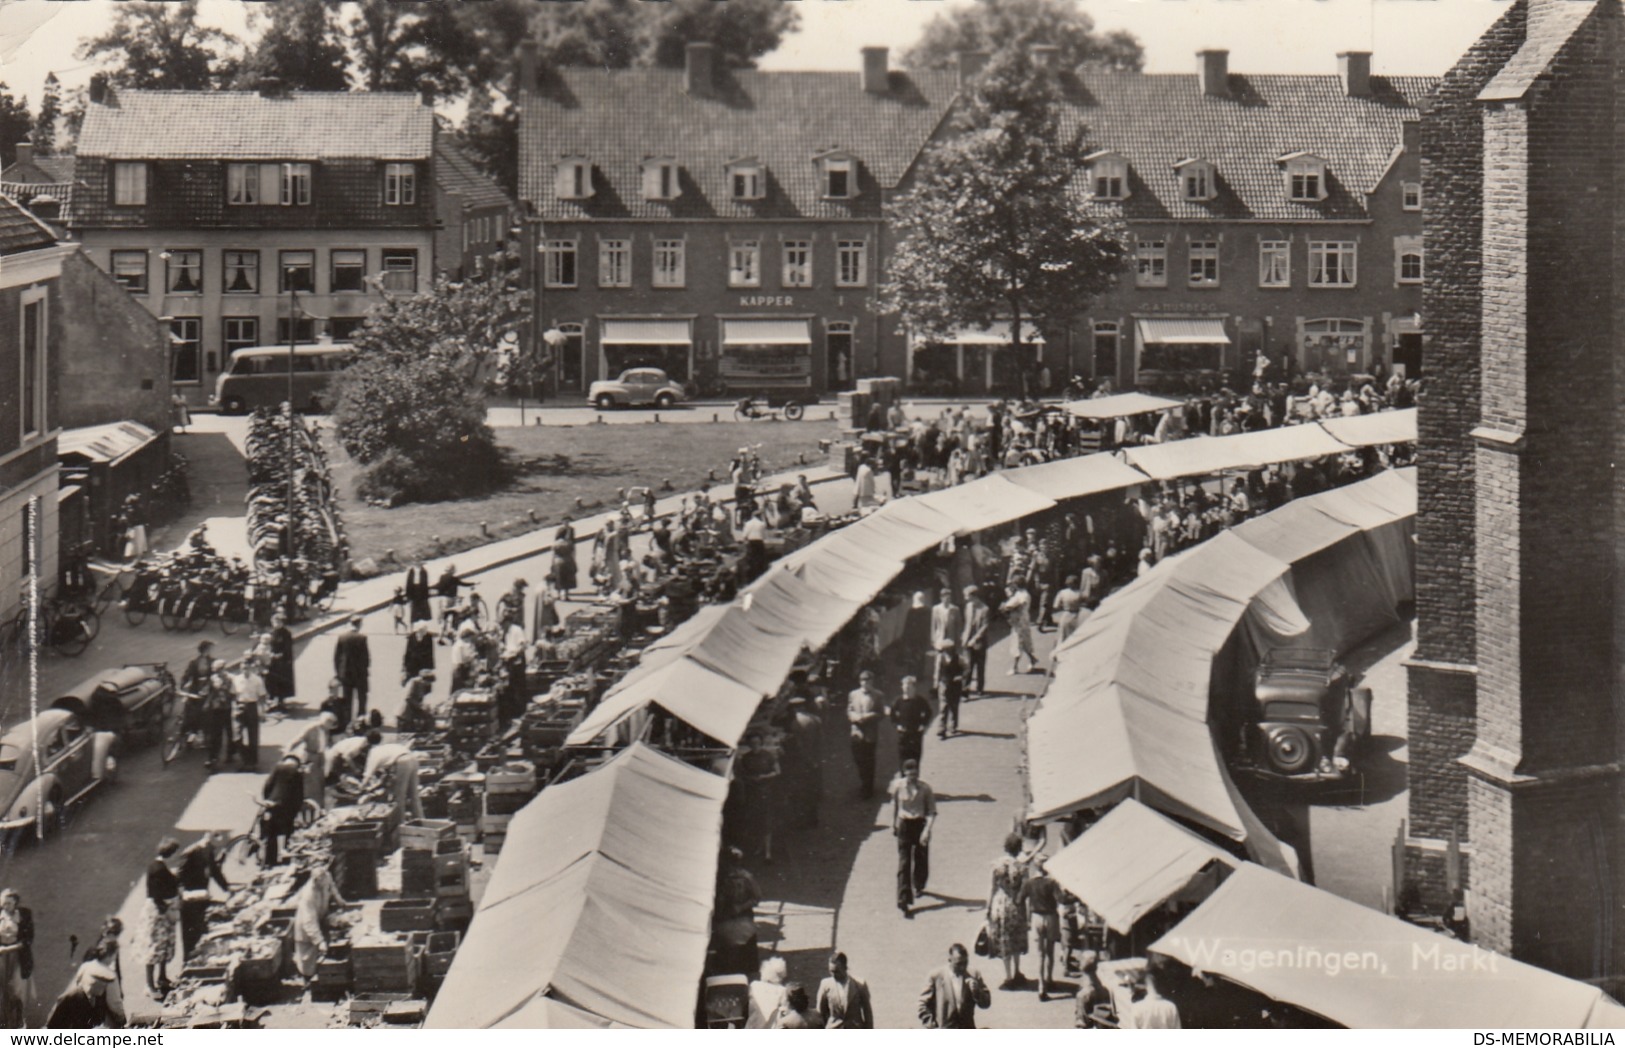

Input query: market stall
[1319,406,1418,448]
[56,420,165,557]
[1121,423,1351,481]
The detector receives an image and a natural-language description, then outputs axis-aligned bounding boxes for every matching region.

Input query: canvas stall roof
[782,533,906,604]
[1062,392,1184,420]
[1230,467,1415,562]
[57,421,159,466]
[914,474,1056,533]
[842,497,962,559]
[428,744,728,1029]
[492,998,630,1029]
[1003,453,1149,502]
[1047,798,1238,934]
[1152,864,1625,1030]
[685,606,806,696]
[739,568,864,650]
[1122,425,1350,480]
[1319,407,1417,448]
[567,656,765,747]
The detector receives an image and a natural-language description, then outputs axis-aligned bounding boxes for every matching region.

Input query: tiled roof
[77,91,434,160]
[0,155,76,185]
[1059,70,1437,222]
[0,195,60,256]
[519,68,960,220]
[434,139,515,213]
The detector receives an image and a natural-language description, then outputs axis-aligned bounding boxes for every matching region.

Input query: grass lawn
[330,418,842,572]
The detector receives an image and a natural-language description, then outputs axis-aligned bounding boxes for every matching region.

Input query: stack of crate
[311,941,352,1002]
[399,819,456,899]
[449,688,498,752]
[480,761,535,858]
[441,769,485,848]
[331,820,383,899]
[352,940,418,995]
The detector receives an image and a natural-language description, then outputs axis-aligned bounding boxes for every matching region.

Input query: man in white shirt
[847,670,883,798]
[1125,968,1182,1029]
[741,510,769,581]
[500,619,529,721]
[362,730,425,822]
[854,458,877,509]
[326,733,370,782]
[230,657,268,772]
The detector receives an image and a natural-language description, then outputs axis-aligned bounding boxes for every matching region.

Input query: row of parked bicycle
[245,407,348,576]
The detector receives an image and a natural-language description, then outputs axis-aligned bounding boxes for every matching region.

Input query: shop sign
[738,295,796,308]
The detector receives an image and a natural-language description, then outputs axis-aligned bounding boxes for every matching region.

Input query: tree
[344,2,475,103]
[78,0,240,90]
[903,0,1143,72]
[881,45,1130,396]
[235,0,349,92]
[638,0,800,70]
[0,86,31,169]
[458,92,519,197]
[32,73,59,154]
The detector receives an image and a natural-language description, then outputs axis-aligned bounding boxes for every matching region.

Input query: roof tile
[0,195,60,256]
[434,139,515,213]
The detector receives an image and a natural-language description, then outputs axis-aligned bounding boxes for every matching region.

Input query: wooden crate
[379,898,439,933]
[400,818,457,851]
[349,993,412,1025]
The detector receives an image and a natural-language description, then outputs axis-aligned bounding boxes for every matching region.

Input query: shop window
[1302,317,1366,374]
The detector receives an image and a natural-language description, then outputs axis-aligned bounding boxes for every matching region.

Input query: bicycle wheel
[123,586,149,627]
[217,598,242,636]
[225,833,261,871]
[93,575,123,617]
[51,615,92,657]
[470,594,487,628]
[75,604,101,642]
[784,402,805,422]
[158,595,183,632]
[186,597,211,632]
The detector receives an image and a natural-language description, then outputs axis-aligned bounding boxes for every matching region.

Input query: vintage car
[587,368,688,410]
[1244,648,1373,782]
[0,708,119,839]
[53,663,175,746]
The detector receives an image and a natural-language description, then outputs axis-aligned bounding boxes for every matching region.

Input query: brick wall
[55,250,171,433]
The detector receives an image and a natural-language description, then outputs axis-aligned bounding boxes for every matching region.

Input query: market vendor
[261,755,305,868]
[290,866,350,986]
[362,732,425,823]
[398,670,437,734]
[175,831,231,960]
[296,712,338,809]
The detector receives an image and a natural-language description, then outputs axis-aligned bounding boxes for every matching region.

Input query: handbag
[974,923,992,958]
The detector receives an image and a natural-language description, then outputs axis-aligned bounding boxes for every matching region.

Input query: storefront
[909,322,1045,395]
[718,318,814,397]
[1299,317,1369,376]
[1133,317,1231,389]
[598,318,694,384]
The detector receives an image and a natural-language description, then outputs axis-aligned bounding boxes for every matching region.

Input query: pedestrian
[500,616,528,721]
[175,832,231,960]
[1072,951,1108,1028]
[178,639,216,696]
[782,695,823,829]
[229,656,266,771]
[402,620,435,684]
[296,711,336,808]
[497,579,527,633]
[1079,556,1103,610]
[142,838,180,997]
[260,755,305,867]
[200,670,233,773]
[435,564,466,638]
[960,585,989,695]
[929,587,962,685]
[816,952,873,1029]
[45,945,122,1029]
[450,622,481,692]
[854,457,877,510]
[740,509,769,582]
[736,730,781,864]
[362,732,425,823]
[746,956,789,1029]
[936,652,964,739]
[532,579,561,642]
[1017,857,1063,999]
[291,865,349,985]
[917,944,991,1029]
[710,848,762,978]
[1052,575,1083,645]
[777,983,824,1028]
[403,562,433,624]
[170,392,191,434]
[889,759,936,918]
[889,676,933,771]
[902,591,932,679]
[986,833,1030,989]
[1124,966,1182,1029]
[846,670,883,799]
[333,617,371,722]
[398,670,437,735]
[0,890,34,1028]
[998,587,1038,675]
[551,518,579,594]
[265,613,295,712]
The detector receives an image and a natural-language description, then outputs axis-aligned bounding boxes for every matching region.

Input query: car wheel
[656,392,676,409]
[224,396,246,415]
[100,753,118,785]
[784,402,805,422]
[595,393,615,411]
[38,787,64,840]
[1265,725,1316,775]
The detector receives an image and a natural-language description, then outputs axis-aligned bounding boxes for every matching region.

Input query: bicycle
[223,796,325,872]
[4,596,99,658]
[161,689,214,765]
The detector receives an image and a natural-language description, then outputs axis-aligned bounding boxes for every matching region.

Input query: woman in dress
[986,833,1030,989]
[737,731,781,864]
[531,580,561,642]
[143,839,181,998]
[401,621,436,685]
[551,517,578,594]
[0,890,34,1028]
[999,588,1037,675]
[266,613,295,713]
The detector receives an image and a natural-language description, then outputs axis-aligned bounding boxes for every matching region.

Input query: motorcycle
[733,396,805,422]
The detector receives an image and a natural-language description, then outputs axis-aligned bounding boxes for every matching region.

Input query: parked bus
[212,343,354,414]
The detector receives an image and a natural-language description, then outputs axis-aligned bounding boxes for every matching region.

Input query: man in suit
[333,617,371,723]
[918,943,990,1029]
[815,952,873,1029]
[960,586,990,696]
[928,587,962,688]
[176,831,232,959]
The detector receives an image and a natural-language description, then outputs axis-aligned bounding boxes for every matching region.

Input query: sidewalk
[750,622,1081,1029]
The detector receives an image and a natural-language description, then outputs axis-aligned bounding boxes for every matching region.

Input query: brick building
[1407,0,1625,990]
[0,142,76,229]
[67,84,438,407]
[433,138,517,283]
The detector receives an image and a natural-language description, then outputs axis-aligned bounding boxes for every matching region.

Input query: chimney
[861,46,889,94]
[14,141,32,166]
[518,39,539,95]
[1030,44,1061,70]
[685,42,716,98]
[88,73,113,107]
[1338,51,1372,97]
[257,76,286,99]
[956,50,989,88]
[1197,49,1229,98]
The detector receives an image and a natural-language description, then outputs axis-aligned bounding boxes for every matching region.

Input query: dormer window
[817,153,856,199]
[1174,159,1216,202]
[1086,152,1129,201]
[555,158,593,200]
[1280,153,1329,202]
[641,158,681,202]
[727,159,765,201]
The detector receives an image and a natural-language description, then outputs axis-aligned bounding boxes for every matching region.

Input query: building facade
[0,142,76,230]
[0,197,75,628]
[68,85,438,407]
[1407,0,1625,991]
[433,138,518,283]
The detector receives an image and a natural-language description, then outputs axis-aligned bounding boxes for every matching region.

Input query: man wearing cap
[333,617,371,723]
[175,832,232,959]
[296,711,338,808]
[888,759,936,917]
[846,670,883,798]
[399,669,437,734]
[497,579,528,633]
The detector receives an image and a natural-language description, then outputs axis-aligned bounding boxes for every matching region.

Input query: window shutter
[259,164,281,206]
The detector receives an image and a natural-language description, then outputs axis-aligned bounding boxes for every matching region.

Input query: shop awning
[1151,864,1625,1030]
[1320,406,1418,448]
[1135,317,1230,345]
[722,319,812,346]
[924,321,1046,346]
[1004,454,1149,502]
[915,475,1056,534]
[427,743,728,1030]
[600,319,691,345]
[1062,392,1184,420]
[57,420,159,466]
[1046,799,1238,935]
[739,568,865,650]
[567,656,766,748]
[1122,424,1351,480]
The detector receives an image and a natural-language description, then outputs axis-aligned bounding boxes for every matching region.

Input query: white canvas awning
[1319,407,1418,448]
[1062,393,1184,421]
[1136,317,1231,345]
[1004,454,1150,502]
[600,319,691,345]
[914,474,1057,534]
[1122,425,1352,480]
[722,319,811,346]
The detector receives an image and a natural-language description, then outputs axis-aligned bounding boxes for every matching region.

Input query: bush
[332,352,509,506]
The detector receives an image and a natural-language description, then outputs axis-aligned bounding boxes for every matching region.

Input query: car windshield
[0,744,20,771]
